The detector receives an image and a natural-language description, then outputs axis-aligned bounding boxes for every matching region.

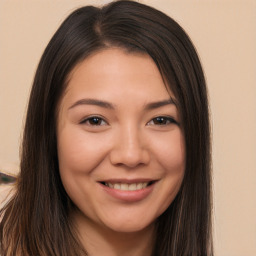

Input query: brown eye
[147,116,177,126]
[80,116,107,126]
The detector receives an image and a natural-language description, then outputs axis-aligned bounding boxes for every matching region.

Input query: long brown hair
[0,1,213,255]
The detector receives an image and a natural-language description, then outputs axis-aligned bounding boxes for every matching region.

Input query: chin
[101,215,155,234]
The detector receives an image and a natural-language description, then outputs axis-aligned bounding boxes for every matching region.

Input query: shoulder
[0,183,15,210]
[0,170,17,209]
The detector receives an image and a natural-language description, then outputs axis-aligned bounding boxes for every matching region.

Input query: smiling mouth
[100,181,155,191]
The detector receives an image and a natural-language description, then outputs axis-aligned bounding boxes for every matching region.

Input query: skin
[57,48,185,256]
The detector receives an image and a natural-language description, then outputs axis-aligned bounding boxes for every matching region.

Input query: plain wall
[0,0,256,255]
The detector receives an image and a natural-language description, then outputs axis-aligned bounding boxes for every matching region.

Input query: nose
[109,125,150,168]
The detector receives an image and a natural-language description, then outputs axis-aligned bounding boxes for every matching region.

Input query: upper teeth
[105,182,149,191]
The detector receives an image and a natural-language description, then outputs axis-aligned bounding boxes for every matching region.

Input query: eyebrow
[68,98,176,110]
[69,98,115,110]
[144,98,176,110]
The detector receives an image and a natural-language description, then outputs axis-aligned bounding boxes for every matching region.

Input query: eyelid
[78,115,179,127]
[147,116,179,126]
[79,115,109,126]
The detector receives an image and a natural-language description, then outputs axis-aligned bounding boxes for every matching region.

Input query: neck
[72,211,156,256]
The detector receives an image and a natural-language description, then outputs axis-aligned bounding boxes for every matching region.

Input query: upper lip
[98,178,158,184]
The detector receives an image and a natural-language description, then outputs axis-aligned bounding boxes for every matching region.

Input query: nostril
[109,147,150,168]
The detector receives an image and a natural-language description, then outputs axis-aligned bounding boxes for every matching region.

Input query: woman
[0,1,213,255]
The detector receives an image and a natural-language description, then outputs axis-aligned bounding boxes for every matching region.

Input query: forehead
[61,48,174,108]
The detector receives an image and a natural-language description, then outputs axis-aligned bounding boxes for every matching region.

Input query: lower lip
[99,183,156,202]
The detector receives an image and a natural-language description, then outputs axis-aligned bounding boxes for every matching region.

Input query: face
[57,48,185,233]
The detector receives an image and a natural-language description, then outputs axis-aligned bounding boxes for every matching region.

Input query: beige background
[0,0,256,255]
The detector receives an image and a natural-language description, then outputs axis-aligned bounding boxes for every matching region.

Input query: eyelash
[80,116,178,126]
[147,116,178,126]
[80,116,108,126]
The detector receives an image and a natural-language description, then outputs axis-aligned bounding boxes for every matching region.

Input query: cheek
[152,130,185,209]
[57,127,108,176]
[56,128,109,210]
[153,129,185,172]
